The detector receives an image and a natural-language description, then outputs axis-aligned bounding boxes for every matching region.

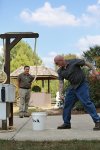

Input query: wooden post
[2,38,10,129]
[4,38,13,127]
[4,38,10,83]
[42,80,44,88]
[48,79,50,93]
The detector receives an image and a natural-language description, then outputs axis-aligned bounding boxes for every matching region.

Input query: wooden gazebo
[10,65,58,93]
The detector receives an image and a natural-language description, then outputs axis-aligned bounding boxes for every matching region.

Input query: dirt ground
[13,106,100,116]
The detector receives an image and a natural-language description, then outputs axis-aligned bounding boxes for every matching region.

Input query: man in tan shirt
[18,66,34,118]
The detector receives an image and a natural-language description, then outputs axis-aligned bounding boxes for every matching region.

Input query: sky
[0,0,100,68]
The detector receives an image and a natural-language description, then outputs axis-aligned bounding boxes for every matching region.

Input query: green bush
[31,85,41,92]
[75,76,100,111]
[64,76,100,111]
[88,76,100,108]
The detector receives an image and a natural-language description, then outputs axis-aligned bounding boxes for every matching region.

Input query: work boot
[19,112,24,118]
[57,123,71,129]
[93,122,100,131]
[24,112,30,117]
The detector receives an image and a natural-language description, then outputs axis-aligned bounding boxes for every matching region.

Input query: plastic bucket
[32,112,47,131]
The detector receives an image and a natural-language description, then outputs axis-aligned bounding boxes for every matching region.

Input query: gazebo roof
[10,66,58,80]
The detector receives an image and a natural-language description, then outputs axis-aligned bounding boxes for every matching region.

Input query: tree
[10,40,42,72]
[75,45,100,110]
[83,45,100,68]
[64,54,77,60]
[0,55,4,70]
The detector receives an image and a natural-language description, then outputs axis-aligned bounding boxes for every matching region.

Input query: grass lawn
[13,106,43,116]
[13,106,63,116]
[0,140,100,150]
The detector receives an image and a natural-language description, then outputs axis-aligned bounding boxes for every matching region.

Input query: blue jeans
[63,81,100,124]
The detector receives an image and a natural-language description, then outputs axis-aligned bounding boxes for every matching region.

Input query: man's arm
[59,80,64,100]
[85,61,100,79]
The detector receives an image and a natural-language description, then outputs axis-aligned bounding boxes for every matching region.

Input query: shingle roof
[10,66,58,80]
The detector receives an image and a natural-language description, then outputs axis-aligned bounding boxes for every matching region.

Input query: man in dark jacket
[54,55,100,130]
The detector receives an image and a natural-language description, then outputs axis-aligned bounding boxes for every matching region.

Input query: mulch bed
[46,108,100,116]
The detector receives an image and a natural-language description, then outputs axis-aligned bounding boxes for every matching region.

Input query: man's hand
[59,95,64,101]
[85,62,100,80]
[96,74,100,80]
[92,70,100,80]
[59,80,64,100]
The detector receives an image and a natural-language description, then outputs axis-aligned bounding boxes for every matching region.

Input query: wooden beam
[9,37,22,50]
[0,32,39,39]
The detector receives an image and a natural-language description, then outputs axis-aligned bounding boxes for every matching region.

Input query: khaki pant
[19,88,31,113]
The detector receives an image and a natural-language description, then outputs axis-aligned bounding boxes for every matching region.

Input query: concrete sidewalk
[0,114,100,141]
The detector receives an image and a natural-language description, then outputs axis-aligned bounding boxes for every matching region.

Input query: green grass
[13,106,43,116]
[0,140,100,150]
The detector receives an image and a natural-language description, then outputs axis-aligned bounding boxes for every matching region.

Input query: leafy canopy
[10,40,42,72]
[83,45,100,68]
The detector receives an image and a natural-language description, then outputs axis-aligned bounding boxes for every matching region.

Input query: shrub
[74,76,100,111]
[64,75,100,111]
[87,76,100,108]
[31,85,41,92]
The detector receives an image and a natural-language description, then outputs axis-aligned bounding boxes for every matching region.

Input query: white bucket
[32,112,47,131]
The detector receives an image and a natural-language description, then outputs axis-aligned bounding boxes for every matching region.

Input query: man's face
[24,67,30,74]
[54,59,65,67]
